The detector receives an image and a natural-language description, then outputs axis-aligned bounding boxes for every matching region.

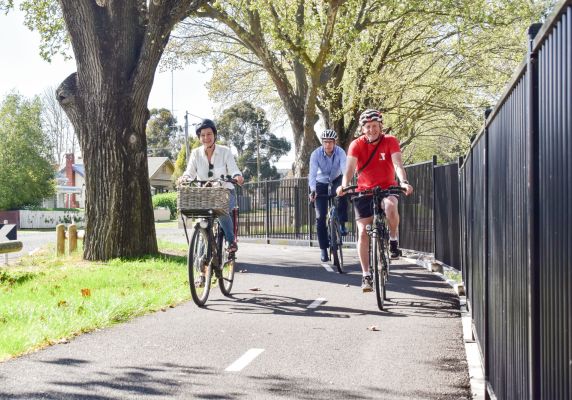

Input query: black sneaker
[361,275,373,292]
[320,248,329,262]
[390,240,401,259]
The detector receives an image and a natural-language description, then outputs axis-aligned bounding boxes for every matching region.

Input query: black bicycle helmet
[321,129,337,140]
[195,118,217,137]
[359,109,383,126]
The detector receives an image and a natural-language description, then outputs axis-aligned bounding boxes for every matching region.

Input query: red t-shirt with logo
[348,134,401,190]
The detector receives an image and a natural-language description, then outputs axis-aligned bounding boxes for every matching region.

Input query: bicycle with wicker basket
[177,176,239,306]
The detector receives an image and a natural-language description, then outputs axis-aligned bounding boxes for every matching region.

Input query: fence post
[527,22,542,400]
[431,155,437,256]
[482,107,492,399]
[3,220,7,265]
[264,180,270,244]
[56,224,65,256]
[68,224,78,253]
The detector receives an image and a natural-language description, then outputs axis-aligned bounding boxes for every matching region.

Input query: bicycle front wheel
[329,220,344,273]
[380,238,391,300]
[371,237,386,310]
[217,231,235,296]
[188,227,213,307]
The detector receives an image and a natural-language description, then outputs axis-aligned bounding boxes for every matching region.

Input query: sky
[0,9,293,169]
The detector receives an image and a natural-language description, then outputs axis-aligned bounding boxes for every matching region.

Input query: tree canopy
[0,93,55,210]
[41,87,77,167]
[0,0,210,260]
[167,0,556,172]
[217,101,291,181]
[146,108,180,159]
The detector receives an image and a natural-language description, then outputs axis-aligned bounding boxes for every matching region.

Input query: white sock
[390,236,398,242]
[362,271,370,277]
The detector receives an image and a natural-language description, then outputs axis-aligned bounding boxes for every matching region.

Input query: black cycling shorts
[352,194,398,220]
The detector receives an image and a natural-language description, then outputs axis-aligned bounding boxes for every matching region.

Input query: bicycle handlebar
[178,174,239,188]
[343,185,405,200]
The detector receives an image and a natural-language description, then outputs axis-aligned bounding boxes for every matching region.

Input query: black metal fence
[458,2,572,398]
[225,5,570,399]
[235,178,357,244]
[433,162,462,270]
[399,160,435,253]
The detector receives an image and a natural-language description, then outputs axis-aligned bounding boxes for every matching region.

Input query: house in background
[43,153,85,209]
[43,155,174,208]
[148,157,175,194]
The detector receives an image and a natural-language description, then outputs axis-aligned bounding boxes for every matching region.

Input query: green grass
[444,268,462,284]
[0,242,190,361]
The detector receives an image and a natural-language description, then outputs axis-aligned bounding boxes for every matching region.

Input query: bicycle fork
[366,223,378,276]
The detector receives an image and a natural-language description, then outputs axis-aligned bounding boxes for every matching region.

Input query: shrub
[152,192,177,219]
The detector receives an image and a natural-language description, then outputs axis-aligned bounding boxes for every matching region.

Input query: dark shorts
[352,194,398,220]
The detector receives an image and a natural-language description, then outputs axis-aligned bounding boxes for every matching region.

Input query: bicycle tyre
[216,227,235,296]
[188,227,213,307]
[330,220,344,273]
[381,223,391,281]
[380,238,391,300]
[371,237,385,310]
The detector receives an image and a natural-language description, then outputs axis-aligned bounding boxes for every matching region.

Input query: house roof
[148,157,174,177]
[57,157,172,182]
[72,164,85,177]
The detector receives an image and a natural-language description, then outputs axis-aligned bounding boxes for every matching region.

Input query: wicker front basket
[177,186,230,217]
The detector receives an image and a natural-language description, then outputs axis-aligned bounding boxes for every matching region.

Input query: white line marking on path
[225,348,265,372]
[321,263,334,272]
[307,298,326,309]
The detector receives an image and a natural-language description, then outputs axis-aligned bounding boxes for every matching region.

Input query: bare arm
[391,152,413,195]
[336,155,358,196]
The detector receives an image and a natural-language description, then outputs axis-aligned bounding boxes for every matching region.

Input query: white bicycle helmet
[359,109,383,126]
[321,129,337,140]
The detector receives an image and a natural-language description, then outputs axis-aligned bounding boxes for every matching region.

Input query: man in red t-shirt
[336,109,413,292]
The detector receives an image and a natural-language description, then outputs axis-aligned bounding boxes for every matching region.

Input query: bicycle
[314,185,345,273]
[177,176,240,307]
[344,185,404,310]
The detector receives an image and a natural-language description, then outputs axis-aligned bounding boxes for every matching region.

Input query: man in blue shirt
[308,129,349,262]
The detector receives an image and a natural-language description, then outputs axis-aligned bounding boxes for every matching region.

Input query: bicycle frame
[346,185,403,310]
[178,177,240,306]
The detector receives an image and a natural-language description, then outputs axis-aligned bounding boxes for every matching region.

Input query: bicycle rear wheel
[188,227,213,306]
[371,237,386,310]
[216,229,235,296]
[329,220,344,273]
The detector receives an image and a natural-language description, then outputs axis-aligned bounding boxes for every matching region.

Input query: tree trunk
[57,74,157,260]
[53,0,208,260]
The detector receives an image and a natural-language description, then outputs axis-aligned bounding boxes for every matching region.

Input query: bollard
[56,224,65,256]
[68,224,78,253]
[3,219,6,265]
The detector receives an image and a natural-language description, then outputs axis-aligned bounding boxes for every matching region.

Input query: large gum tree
[1,0,209,260]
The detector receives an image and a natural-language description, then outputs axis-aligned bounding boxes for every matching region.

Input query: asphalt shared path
[0,227,470,399]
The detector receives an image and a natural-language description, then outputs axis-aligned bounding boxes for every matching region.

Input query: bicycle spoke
[188,227,213,306]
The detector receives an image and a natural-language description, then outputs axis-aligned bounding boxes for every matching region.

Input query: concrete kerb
[238,236,357,249]
[401,251,484,400]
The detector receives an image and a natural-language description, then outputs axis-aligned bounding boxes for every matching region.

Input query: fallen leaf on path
[367,325,380,331]
[249,287,262,291]
[81,288,91,297]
